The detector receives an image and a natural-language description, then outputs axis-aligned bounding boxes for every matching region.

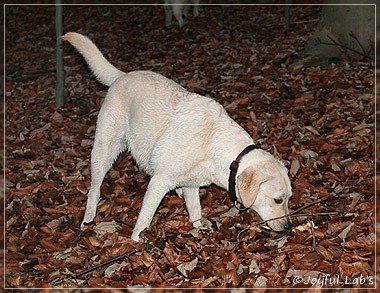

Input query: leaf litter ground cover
[4,3,376,289]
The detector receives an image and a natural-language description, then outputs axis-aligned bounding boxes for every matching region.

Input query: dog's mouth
[250,208,292,232]
[266,217,292,232]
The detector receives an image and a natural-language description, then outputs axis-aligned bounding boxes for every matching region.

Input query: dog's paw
[81,210,96,229]
[192,219,202,228]
[131,232,141,242]
[80,217,95,230]
[199,217,213,230]
[189,218,213,237]
[80,222,89,230]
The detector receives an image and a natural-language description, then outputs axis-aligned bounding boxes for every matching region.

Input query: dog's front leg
[182,187,202,228]
[131,176,171,241]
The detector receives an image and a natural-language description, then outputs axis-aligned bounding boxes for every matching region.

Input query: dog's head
[237,150,292,231]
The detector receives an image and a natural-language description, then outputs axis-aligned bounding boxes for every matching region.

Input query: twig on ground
[74,249,138,278]
[231,211,339,252]
[6,68,56,80]
[232,177,352,252]
[308,219,334,263]
[291,177,349,215]
[115,219,135,228]
[309,219,325,261]
[291,194,333,215]
[309,219,316,250]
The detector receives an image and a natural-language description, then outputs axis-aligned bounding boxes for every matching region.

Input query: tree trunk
[55,0,65,108]
[293,0,377,67]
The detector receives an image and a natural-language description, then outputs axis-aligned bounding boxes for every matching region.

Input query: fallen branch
[115,219,135,228]
[308,218,335,263]
[232,177,351,252]
[291,177,349,215]
[6,67,56,80]
[291,194,334,215]
[75,249,138,278]
[232,211,339,253]
[309,219,316,250]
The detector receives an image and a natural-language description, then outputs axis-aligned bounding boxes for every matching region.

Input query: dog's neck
[212,142,256,190]
[228,144,259,206]
[207,116,256,190]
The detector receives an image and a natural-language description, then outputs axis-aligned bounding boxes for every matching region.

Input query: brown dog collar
[228,144,259,210]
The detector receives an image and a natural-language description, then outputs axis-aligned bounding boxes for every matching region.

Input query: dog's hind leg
[172,5,185,28]
[165,5,173,26]
[81,112,127,229]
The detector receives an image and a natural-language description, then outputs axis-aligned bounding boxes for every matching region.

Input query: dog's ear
[237,167,260,208]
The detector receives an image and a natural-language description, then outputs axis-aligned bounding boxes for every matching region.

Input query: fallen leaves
[5,3,375,290]
[177,257,198,278]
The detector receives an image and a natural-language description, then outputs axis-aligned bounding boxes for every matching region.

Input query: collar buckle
[234,201,248,211]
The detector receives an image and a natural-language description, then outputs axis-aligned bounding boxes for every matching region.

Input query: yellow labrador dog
[62,32,292,241]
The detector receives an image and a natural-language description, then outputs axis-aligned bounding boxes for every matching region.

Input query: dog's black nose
[284,221,293,230]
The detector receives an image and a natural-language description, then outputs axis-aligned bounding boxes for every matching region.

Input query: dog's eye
[274,198,283,204]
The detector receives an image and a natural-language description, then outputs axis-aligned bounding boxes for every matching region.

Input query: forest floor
[4,3,377,290]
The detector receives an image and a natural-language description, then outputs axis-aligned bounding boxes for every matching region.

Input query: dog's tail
[62,32,125,87]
